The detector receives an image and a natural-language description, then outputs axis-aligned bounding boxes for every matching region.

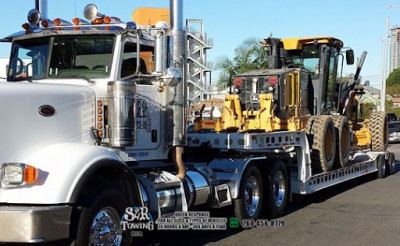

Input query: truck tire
[233,165,264,223]
[74,186,131,246]
[306,116,337,173]
[387,152,396,175]
[370,112,388,151]
[377,154,387,179]
[332,116,351,168]
[264,160,288,219]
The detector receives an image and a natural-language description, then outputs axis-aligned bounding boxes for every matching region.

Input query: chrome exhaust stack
[35,0,48,20]
[154,22,168,74]
[167,0,187,179]
[168,0,186,147]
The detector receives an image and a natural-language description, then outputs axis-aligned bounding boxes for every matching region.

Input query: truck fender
[0,142,140,205]
[208,157,267,199]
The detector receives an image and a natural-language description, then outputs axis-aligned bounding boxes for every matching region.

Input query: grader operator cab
[195,37,388,174]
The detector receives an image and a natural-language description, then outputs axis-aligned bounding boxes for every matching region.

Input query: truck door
[119,38,162,152]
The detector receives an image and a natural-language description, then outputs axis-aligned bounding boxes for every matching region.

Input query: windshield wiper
[57,75,95,84]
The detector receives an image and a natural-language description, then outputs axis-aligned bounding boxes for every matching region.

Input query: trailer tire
[377,154,387,179]
[233,165,264,223]
[306,116,337,173]
[264,160,288,219]
[387,152,396,175]
[74,186,131,246]
[332,116,351,168]
[370,112,388,151]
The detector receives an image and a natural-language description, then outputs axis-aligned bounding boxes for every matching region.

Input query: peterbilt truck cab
[0,3,186,244]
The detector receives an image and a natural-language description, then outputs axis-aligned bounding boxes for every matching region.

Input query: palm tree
[216,37,267,89]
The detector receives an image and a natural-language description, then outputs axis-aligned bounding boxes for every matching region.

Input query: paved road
[143,145,400,246]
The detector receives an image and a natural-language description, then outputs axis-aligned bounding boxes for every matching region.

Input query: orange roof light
[22,23,30,30]
[72,18,89,25]
[53,18,61,26]
[53,18,72,26]
[41,20,49,27]
[91,18,104,25]
[103,16,122,24]
[41,19,55,28]
[103,16,111,24]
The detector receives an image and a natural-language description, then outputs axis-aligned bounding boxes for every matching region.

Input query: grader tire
[370,112,388,151]
[306,116,337,173]
[332,116,351,168]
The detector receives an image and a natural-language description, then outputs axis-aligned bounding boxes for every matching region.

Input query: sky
[1,0,400,88]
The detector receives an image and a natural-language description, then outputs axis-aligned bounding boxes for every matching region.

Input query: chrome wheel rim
[89,207,122,246]
[382,161,386,176]
[273,171,286,207]
[244,176,260,217]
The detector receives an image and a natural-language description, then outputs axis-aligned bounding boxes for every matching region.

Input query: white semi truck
[0,1,395,245]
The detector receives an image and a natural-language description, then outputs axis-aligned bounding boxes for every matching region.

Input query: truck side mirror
[16,58,24,75]
[346,50,354,65]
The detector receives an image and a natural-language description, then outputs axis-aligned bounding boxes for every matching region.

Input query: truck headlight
[1,163,38,186]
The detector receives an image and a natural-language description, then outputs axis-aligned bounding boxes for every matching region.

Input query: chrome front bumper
[0,205,72,243]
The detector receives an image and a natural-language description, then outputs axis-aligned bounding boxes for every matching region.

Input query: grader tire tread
[370,112,388,151]
[307,116,336,173]
[332,116,351,168]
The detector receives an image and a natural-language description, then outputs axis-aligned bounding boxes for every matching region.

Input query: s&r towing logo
[121,207,154,231]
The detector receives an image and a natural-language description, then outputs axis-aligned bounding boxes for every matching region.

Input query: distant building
[390,27,400,72]
[392,97,400,108]
[363,86,380,98]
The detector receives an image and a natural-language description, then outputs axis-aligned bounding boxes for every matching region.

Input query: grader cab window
[286,45,320,76]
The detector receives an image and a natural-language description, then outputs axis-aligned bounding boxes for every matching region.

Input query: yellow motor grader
[195,37,388,173]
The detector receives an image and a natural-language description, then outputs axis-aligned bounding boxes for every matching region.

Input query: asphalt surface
[143,144,400,246]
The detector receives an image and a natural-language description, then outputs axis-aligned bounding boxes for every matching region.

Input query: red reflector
[269,76,277,85]
[234,78,243,86]
[39,105,56,117]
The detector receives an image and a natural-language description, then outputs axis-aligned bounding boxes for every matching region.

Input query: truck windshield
[8,38,49,81]
[49,35,114,79]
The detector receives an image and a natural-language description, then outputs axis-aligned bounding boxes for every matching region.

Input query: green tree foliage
[360,103,373,118]
[387,68,400,87]
[216,38,267,89]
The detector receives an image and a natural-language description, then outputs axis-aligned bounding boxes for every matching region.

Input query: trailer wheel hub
[273,171,286,207]
[244,176,260,217]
